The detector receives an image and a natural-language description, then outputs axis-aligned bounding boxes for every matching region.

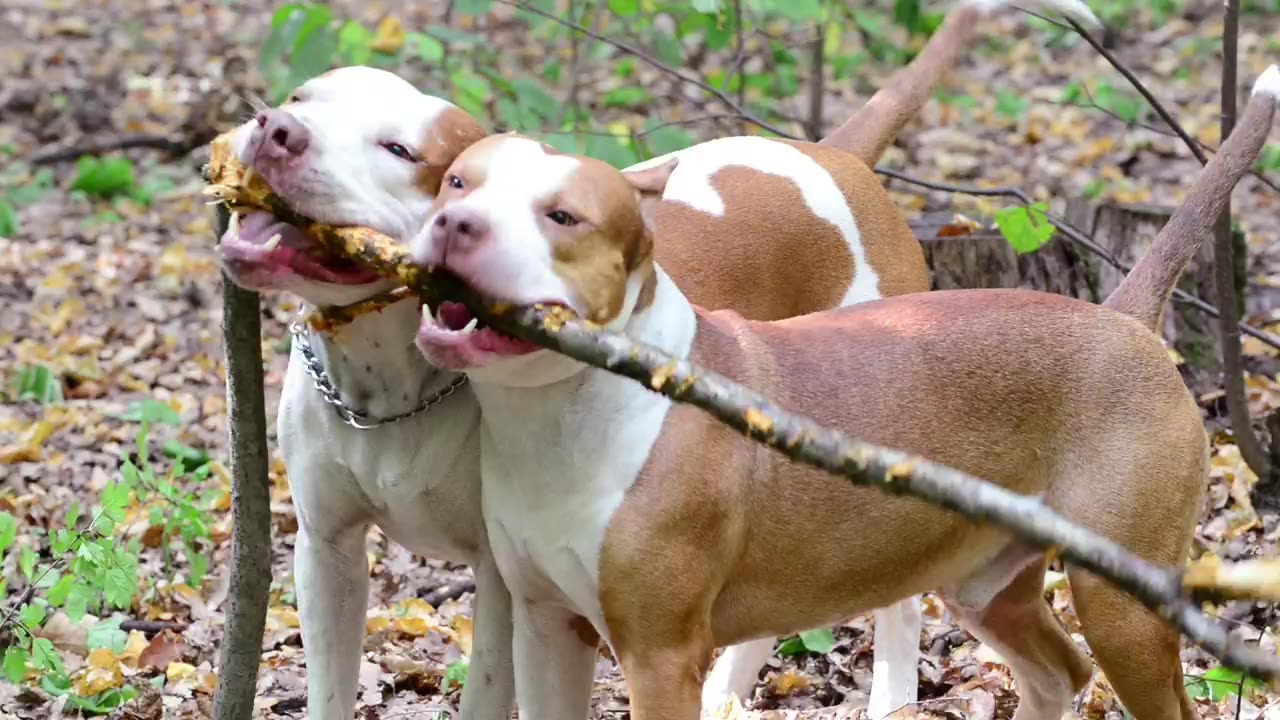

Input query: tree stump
[911,200,1228,387]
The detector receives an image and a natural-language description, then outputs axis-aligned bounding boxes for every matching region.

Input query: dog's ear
[622,157,678,197]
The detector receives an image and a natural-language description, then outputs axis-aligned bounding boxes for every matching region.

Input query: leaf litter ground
[2,1,1280,718]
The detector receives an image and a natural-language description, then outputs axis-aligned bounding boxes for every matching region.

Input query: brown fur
[648,141,928,321]
[600,292,1207,720]
[414,106,489,197]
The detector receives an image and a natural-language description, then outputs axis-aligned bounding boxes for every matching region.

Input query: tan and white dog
[215,1,1096,716]
[408,67,1279,720]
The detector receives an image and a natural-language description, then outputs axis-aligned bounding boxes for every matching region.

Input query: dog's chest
[278,356,485,562]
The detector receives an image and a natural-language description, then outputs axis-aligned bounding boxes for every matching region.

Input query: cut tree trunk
[911,200,1237,390]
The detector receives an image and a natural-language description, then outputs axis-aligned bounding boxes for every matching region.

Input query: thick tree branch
[211,202,273,720]
[203,156,1280,677]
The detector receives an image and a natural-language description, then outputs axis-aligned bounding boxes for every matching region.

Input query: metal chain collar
[288,318,468,430]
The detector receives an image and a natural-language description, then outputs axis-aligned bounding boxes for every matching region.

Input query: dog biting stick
[203,131,1280,681]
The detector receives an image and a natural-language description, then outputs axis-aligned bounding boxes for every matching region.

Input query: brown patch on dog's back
[415,106,489,196]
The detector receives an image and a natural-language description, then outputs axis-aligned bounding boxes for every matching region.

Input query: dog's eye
[546,210,578,227]
[382,142,416,161]
[447,175,464,190]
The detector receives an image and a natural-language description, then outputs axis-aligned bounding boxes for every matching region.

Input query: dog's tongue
[228,212,312,248]
[438,302,474,331]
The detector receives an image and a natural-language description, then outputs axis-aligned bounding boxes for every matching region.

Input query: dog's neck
[300,297,454,420]
[470,265,696,497]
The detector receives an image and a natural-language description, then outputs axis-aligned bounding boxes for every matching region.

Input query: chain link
[289,319,467,430]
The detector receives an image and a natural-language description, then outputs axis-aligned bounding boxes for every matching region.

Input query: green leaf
[0,511,15,554]
[443,659,469,691]
[189,552,209,588]
[691,0,721,11]
[799,628,836,653]
[512,78,560,122]
[409,32,445,63]
[18,603,46,629]
[45,574,73,607]
[1256,144,1280,174]
[1192,665,1264,701]
[118,398,181,426]
[995,202,1055,255]
[0,198,16,237]
[584,133,641,170]
[19,547,37,581]
[771,0,822,20]
[65,582,96,622]
[995,89,1028,119]
[87,617,128,654]
[455,0,492,14]
[288,24,340,88]
[2,646,28,684]
[641,122,696,159]
[104,567,137,609]
[31,637,61,674]
[162,440,210,472]
[63,501,81,531]
[609,0,640,15]
[450,70,492,118]
[775,636,807,656]
[12,365,63,404]
[337,20,373,65]
[70,157,137,198]
[602,86,651,108]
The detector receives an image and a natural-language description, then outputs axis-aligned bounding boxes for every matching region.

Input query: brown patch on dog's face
[415,106,489,196]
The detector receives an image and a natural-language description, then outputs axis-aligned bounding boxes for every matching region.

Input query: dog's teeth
[422,303,433,323]
[263,233,282,250]
[461,317,478,334]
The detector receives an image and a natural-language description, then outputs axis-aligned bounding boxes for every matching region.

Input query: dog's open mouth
[218,212,383,285]
[415,300,545,369]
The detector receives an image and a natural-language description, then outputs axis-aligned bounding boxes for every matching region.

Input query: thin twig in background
[806,20,827,141]
[727,0,748,134]
[497,0,796,138]
[29,133,207,165]
[1210,0,1270,478]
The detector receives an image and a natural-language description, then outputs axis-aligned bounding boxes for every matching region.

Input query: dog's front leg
[457,555,516,720]
[295,522,370,719]
[510,602,597,720]
[867,597,922,719]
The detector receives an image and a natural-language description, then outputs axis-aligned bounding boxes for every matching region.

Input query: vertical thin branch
[212,203,273,720]
[806,19,826,141]
[728,0,748,135]
[1212,0,1269,478]
[561,0,583,132]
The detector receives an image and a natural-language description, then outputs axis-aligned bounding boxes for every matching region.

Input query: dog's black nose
[256,109,310,157]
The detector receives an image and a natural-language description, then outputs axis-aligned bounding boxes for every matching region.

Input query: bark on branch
[203,154,1280,679]
[211,202,274,720]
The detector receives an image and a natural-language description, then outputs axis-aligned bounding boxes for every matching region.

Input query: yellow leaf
[119,630,149,667]
[366,615,390,634]
[74,666,123,695]
[166,661,197,682]
[268,606,301,629]
[392,616,435,637]
[196,669,218,694]
[371,16,405,54]
[769,669,811,696]
[87,647,117,669]
[451,615,474,655]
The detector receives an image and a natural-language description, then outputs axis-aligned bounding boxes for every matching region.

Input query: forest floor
[2,0,1280,718]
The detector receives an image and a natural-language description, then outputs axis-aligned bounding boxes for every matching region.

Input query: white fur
[1254,65,1280,98]
[967,0,1101,29]
[222,67,518,720]
[473,269,697,715]
[278,301,516,720]
[413,136,582,310]
[626,136,884,305]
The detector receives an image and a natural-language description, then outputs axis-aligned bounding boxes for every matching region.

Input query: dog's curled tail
[820,0,1101,167]
[1103,65,1280,331]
